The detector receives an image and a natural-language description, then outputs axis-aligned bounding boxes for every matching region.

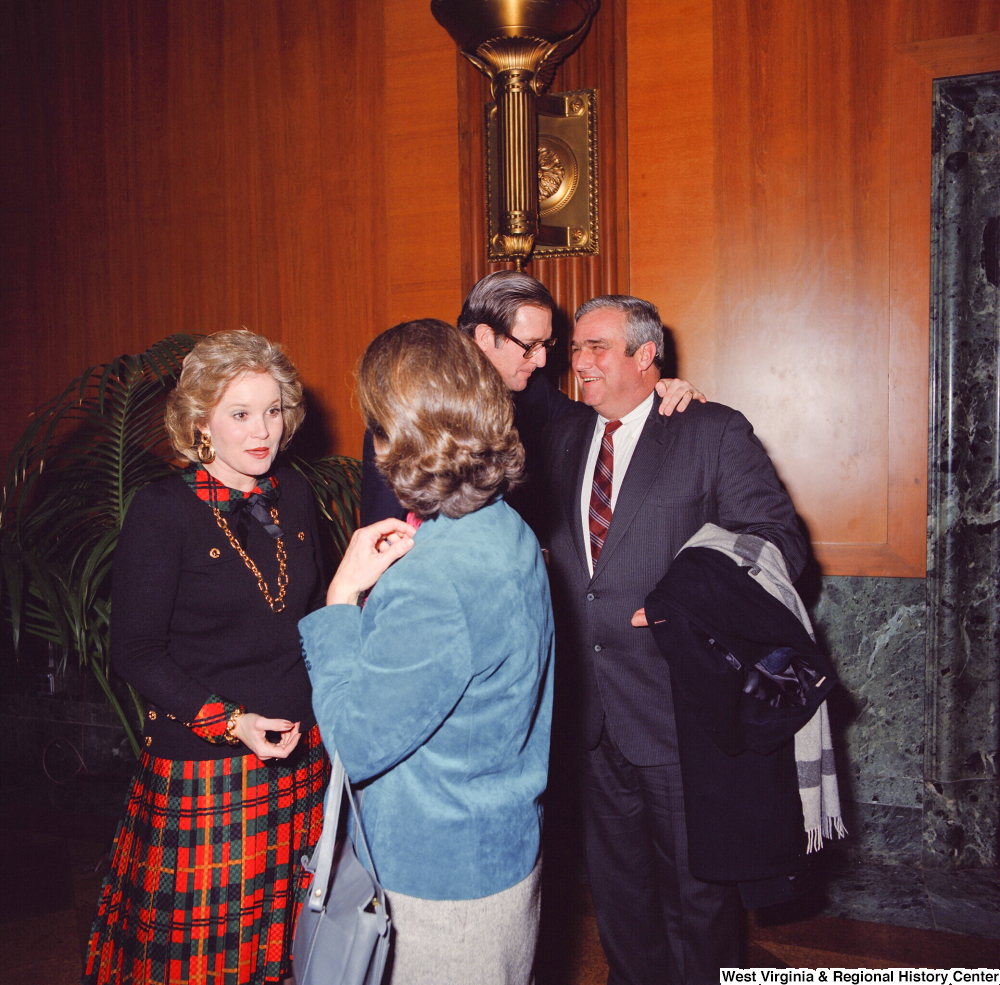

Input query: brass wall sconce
[431,0,601,270]
[487,88,597,261]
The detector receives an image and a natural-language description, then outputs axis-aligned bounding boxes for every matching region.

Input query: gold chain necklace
[212,506,288,613]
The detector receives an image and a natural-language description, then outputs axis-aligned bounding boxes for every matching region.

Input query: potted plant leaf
[0,336,360,759]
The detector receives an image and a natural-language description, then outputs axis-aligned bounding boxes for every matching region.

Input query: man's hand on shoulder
[655,378,707,416]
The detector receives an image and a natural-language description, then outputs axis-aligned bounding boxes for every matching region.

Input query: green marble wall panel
[808,73,998,895]
[926,72,998,871]
[810,575,926,865]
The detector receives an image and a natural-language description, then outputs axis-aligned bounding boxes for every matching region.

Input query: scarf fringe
[805,816,848,855]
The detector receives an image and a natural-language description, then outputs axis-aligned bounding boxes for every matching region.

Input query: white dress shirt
[580,391,656,575]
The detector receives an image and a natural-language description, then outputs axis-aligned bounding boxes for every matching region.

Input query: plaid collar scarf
[182,465,283,543]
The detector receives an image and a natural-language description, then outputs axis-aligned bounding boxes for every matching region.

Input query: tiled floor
[817,851,1000,939]
[2,775,997,984]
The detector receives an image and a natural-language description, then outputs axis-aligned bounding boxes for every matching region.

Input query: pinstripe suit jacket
[543,396,807,766]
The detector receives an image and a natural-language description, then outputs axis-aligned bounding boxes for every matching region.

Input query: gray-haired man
[543,295,807,985]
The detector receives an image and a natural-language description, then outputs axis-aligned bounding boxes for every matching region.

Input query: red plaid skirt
[83,726,329,985]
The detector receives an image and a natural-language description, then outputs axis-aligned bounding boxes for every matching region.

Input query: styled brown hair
[456,270,555,348]
[165,330,305,462]
[358,319,525,519]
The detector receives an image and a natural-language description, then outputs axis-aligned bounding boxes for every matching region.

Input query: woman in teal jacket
[299,320,554,985]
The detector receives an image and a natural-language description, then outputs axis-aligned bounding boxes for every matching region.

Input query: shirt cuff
[188,694,243,744]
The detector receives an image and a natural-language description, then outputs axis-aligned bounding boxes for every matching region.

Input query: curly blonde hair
[165,330,305,463]
[358,320,524,520]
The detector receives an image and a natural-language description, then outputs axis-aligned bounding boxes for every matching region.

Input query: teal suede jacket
[299,498,554,901]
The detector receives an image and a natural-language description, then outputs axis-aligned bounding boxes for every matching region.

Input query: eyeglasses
[504,335,559,359]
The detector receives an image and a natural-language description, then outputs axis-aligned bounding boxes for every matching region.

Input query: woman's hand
[233,713,302,761]
[327,517,417,606]
[655,378,707,416]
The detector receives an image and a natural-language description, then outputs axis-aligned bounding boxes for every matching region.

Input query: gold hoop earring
[197,432,216,464]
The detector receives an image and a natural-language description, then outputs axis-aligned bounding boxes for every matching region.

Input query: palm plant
[0,336,360,759]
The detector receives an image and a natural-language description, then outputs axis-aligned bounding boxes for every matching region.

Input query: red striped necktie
[589,419,623,565]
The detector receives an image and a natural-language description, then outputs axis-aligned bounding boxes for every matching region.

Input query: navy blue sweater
[110,466,324,760]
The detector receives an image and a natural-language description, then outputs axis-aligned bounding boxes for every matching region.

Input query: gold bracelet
[223,707,245,747]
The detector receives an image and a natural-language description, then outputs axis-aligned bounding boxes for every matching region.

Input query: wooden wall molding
[0,0,464,462]
[856,31,1000,576]
[706,5,998,578]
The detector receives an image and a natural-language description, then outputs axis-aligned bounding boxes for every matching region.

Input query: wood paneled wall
[384,0,462,328]
[628,0,1000,575]
[0,0,462,462]
[4,0,998,576]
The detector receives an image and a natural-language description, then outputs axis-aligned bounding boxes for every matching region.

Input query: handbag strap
[343,765,380,884]
[303,750,382,913]
[303,751,346,912]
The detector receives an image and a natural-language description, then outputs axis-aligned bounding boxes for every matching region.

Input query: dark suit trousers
[581,726,742,985]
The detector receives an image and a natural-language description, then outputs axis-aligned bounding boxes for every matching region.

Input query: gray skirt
[384,856,542,985]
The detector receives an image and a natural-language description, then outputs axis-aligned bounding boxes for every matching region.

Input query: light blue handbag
[293,751,391,985]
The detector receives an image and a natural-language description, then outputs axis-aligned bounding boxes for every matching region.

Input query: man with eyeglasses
[360,271,704,530]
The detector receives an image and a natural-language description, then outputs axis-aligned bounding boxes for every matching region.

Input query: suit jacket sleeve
[360,428,407,526]
[110,484,215,721]
[713,410,807,581]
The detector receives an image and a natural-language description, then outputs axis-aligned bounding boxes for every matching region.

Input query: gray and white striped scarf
[679,523,847,852]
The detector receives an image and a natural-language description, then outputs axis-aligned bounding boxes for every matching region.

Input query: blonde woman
[84,330,329,985]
